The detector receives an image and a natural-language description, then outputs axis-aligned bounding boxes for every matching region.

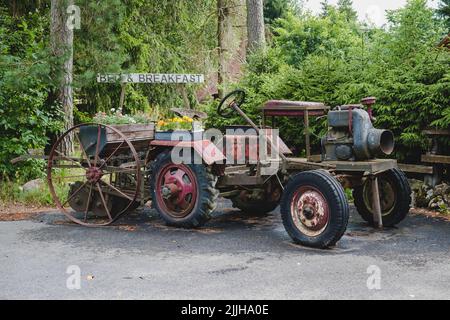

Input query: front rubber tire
[280,170,349,248]
[353,168,411,227]
[150,151,218,228]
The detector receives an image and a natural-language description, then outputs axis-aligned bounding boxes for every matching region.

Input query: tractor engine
[321,98,395,161]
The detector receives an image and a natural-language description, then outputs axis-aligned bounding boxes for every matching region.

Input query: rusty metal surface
[262,100,328,110]
[263,110,327,117]
[218,174,265,187]
[285,158,337,171]
[362,175,396,219]
[334,173,364,189]
[326,159,397,174]
[290,186,330,237]
[150,140,226,165]
[223,132,292,161]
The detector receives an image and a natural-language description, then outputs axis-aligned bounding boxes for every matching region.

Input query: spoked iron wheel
[47,124,141,226]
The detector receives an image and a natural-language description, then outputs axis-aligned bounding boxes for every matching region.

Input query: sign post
[118,83,126,110]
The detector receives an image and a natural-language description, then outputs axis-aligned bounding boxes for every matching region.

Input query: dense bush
[0,0,217,181]
[205,0,450,161]
[73,0,217,118]
[0,6,63,180]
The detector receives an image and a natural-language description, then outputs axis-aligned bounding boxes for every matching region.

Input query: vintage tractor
[46,90,411,248]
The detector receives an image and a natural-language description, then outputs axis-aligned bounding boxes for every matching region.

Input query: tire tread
[150,151,218,228]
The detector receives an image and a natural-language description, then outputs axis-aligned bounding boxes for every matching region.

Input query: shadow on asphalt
[22,198,450,260]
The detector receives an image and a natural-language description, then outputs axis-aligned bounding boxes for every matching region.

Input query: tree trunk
[217,0,228,99]
[178,84,191,109]
[11,0,17,17]
[246,0,265,53]
[51,0,74,154]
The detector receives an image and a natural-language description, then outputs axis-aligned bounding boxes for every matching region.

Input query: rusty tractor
[47,90,411,248]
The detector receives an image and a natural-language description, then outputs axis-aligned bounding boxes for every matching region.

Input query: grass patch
[345,188,354,203]
[0,170,72,207]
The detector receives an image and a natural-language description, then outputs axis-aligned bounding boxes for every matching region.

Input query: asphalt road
[1,199,449,300]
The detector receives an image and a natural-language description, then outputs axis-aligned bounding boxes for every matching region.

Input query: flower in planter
[93,110,153,125]
[156,116,197,131]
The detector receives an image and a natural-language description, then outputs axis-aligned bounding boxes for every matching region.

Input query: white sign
[97,73,204,84]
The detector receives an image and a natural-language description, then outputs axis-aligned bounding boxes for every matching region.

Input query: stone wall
[410,179,450,214]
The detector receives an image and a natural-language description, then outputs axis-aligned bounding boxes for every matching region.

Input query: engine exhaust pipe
[352,109,395,160]
[368,129,395,156]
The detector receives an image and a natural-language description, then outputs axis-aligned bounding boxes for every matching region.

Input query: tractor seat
[262,100,329,118]
[263,100,327,110]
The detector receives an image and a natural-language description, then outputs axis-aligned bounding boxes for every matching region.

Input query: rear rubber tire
[280,170,349,248]
[150,151,218,228]
[353,168,411,227]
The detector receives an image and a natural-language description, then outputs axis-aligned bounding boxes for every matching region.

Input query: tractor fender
[150,140,226,165]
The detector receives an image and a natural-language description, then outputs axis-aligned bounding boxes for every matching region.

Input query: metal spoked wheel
[47,124,141,226]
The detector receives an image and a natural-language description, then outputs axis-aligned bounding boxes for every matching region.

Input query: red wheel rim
[290,186,329,237]
[155,164,198,218]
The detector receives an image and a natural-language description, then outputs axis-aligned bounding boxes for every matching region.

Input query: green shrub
[0,170,69,207]
[0,6,63,180]
[204,0,450,162]
[92,111,154,125]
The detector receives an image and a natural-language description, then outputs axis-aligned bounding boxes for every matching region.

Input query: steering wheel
[217,89,246,118]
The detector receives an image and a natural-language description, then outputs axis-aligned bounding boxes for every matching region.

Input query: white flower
[111,108,116,113]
